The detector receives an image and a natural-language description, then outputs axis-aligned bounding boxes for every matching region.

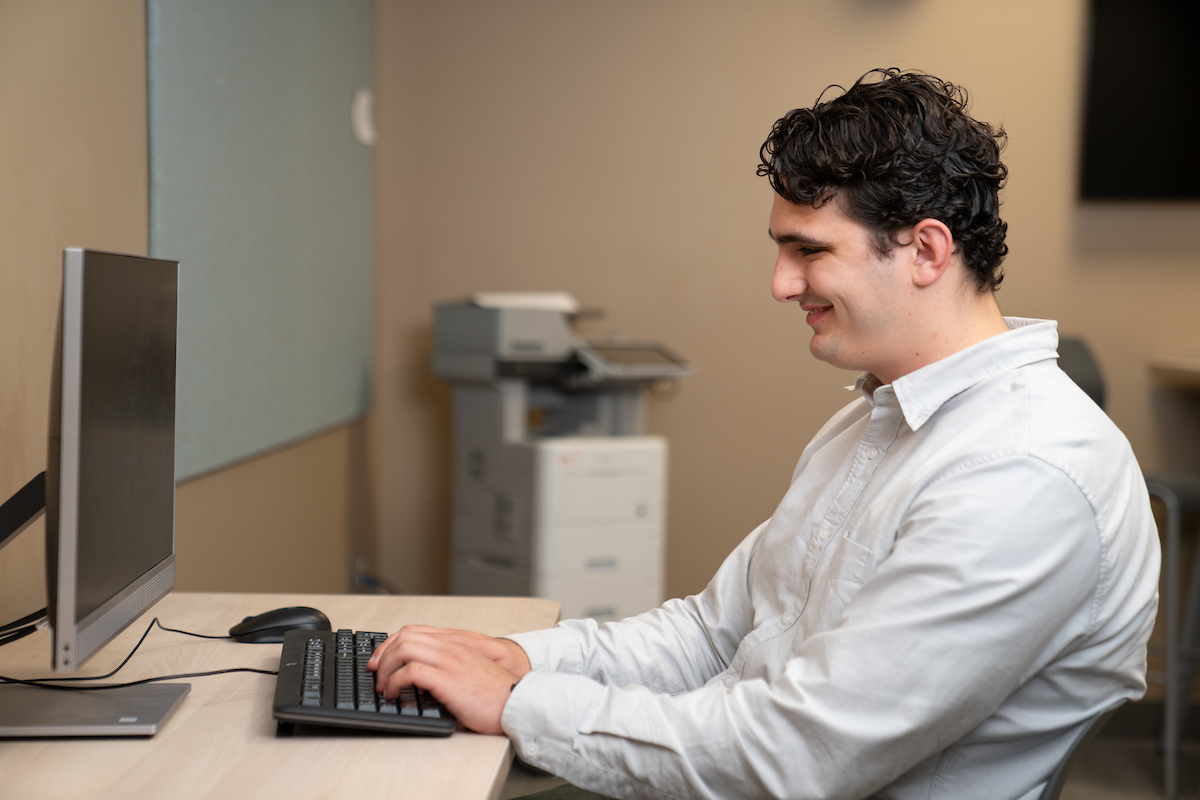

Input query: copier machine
[432,293,691,621]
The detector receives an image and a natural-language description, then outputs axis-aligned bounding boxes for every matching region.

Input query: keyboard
[272,628,457,736]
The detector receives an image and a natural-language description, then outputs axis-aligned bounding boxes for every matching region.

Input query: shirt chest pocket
[804,534,878,633]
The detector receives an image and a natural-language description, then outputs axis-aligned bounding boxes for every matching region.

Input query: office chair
[1146,471,1200,800]
[1038,700,1125,800]
[1058,336,1198,799]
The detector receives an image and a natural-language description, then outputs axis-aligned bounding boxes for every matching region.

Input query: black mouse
[229,606,332,643]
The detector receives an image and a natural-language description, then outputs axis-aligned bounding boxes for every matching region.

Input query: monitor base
[0,681,189,737]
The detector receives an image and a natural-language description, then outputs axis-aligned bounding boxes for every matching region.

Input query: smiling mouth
[803,304,833,324]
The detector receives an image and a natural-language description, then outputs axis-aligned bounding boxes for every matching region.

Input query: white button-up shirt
[502,318,1160,800]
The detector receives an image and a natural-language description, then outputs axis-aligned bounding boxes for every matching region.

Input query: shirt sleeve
[506,521,767,695]
[500,457,1104,800]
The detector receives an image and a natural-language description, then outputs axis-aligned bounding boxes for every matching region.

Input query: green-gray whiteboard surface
[148,0,374,481]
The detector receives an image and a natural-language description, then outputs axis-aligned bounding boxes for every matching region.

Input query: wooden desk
[0,592,560,800]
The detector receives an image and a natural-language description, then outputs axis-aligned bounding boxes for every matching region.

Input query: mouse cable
[153,620,233,639]
[0,615,227,652]
[0,617,277,690]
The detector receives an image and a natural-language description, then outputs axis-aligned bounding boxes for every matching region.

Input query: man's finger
[373,635,449,693]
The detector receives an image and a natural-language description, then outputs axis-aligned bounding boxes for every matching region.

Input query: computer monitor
[0,248,186,736]
[45,248,179,671]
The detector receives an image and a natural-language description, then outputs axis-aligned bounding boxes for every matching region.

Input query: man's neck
[872,290,1009,386]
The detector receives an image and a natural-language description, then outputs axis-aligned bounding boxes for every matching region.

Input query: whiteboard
[148,0,374,480]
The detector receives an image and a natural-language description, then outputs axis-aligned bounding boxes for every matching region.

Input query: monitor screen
[46,248,178,672]
[1080,0,1200,199]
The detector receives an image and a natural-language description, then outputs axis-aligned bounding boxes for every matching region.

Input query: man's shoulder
[937,354,1126,454]
[1022,360,1145,516]
[1020,359,1133,459]
[931,357,1144,528]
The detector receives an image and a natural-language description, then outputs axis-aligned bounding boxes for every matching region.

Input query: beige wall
[373,0,1200,600]
[173,423,367,594]
[0,0,150,620]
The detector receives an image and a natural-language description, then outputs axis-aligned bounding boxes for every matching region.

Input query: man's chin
[808,336,839,366]
[810,339,867,375]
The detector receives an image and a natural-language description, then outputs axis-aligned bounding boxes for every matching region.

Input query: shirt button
[781,613,795,626]
[865,446,881,459]
[724,674,736,687]
[818,526,831,541]
[525,742,539,757]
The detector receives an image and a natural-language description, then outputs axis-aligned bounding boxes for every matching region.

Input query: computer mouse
[228,606,332,643]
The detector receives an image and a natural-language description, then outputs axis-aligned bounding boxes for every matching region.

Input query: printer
[432,293,691,621]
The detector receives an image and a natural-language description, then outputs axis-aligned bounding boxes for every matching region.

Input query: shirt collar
[849,317,1060,431]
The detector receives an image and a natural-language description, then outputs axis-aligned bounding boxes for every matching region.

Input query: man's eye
[798,247,820,257]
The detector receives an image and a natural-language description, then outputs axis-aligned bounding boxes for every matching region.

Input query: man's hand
[367,626,532,735]
[369,625,532,677]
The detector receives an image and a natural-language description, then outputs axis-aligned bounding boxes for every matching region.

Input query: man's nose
[772,255,805,303]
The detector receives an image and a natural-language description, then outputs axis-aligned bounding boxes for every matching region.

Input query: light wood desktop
[0,591,561,800]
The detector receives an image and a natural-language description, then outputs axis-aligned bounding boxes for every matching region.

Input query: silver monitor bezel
[51,248,177,673]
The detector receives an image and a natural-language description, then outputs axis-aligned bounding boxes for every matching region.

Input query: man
[370,69,1160,800]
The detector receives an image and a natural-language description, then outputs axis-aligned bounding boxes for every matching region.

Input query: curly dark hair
[757,68,1009,291]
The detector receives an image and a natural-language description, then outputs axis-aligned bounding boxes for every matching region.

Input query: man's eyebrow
[767,228,830,248]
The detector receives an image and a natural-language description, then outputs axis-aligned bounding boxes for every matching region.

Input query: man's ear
[909,218,955,288]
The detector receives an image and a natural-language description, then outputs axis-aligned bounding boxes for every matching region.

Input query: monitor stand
[0,472,45,552]
[1,473,190,737]
[0,682,190,737]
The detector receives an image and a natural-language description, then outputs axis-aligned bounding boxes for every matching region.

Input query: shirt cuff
[501,670,604,775]
[504,623,589,674]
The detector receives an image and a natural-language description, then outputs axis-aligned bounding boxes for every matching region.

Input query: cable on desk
[0,617,277,691]
[153,621,233,639]
[0,667,278,691]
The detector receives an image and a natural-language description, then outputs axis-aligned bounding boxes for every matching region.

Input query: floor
[1061,738,1196,800]
[500,739,1198,799]
[501,761,567,799]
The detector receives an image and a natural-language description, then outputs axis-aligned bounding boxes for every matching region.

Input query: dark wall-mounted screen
[1080,0,1200,200]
